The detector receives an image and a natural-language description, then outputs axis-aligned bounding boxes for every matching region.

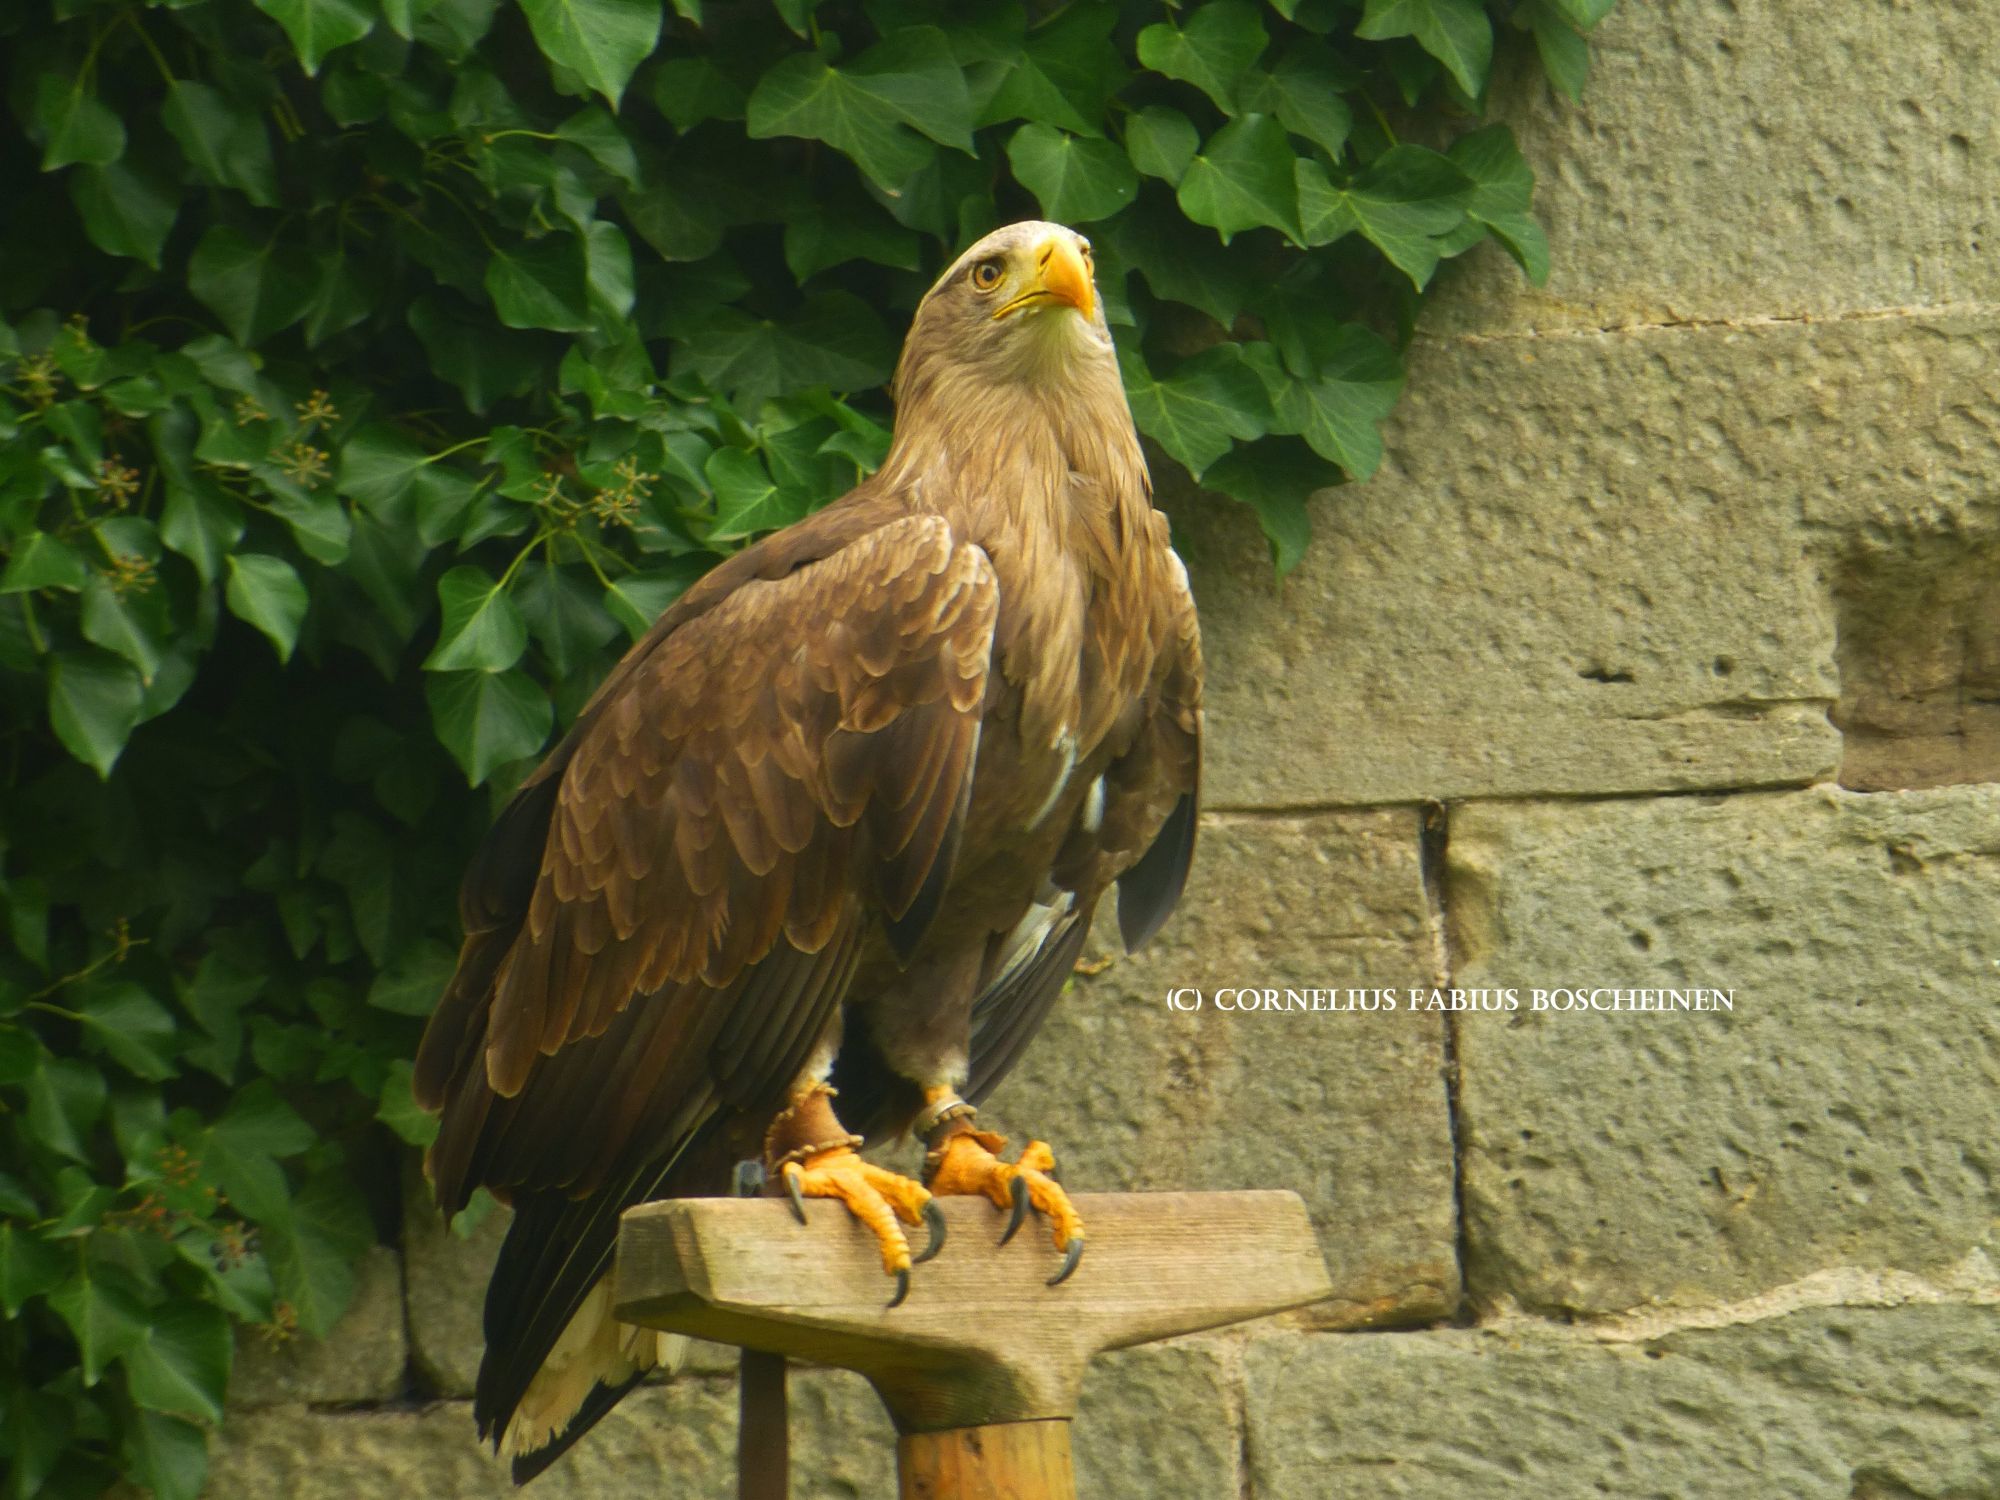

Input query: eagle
[413,220,1204,1481]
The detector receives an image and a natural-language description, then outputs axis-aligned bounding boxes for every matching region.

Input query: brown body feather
[413,221,1203,1481]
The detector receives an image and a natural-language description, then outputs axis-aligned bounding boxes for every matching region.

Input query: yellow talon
[928,1130,1085,1265]
[779,1146,934,1281]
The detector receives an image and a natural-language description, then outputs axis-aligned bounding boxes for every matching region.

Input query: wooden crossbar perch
[613,1191,1331,1498]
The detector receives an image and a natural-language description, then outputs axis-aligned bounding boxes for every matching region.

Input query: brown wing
[415,511,998,1212]
[967,539,1205,1103]
[1106,544,1205,950]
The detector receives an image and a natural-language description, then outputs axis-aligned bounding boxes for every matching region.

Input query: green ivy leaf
[34,74,125,170]
[1202,438,1334,573]
[1451,125,1549,284]
[78,985,178,1081]
[747,27,973,192]
[69,160,179,269]
[6,1384,75,1500]
[1135,0,1268,113]
[48,1263,151,1384]
[23,1058,107,1163]
[557,106,643,187]
[0,1025,38,1083]
[602,565,704,638]
[188,226,317,346]
[1519,1,1592,100]
[265,481,352,566]
[1116,343,1268,478]
[80,573,167,684]
[518,560,620,677]
[783,212,922,283]
[1006,124,1138,225]
[585,221,637,320]
[122,1406,209,1500]
[162,81,279,206]
[252,0,377,75]
[376,1058,440,1146]
[267,1172,369,1337]
[123,1302,231,1425]
[1356,0,1494,97]
[980,3,1127,137]
[1240,43,1357,159]
[1125,106,1199,185]
[159,483,245,588]
[337,426,432,518]
[201,1085,313,1223]
[225,554,310,664]
[650,56,747,130]
[1549,0,1618,26]
[705,447,808,540]
[409,296,545,413]
[48,649,145,778]
[1265,324,1406,479]
[519,0,663,108]
[672,292,893,414]
[367,938,457,1016]
[0,1222,67,1316]
[485,235,592,332]
[382,0,446,36]
[1295,146,1475,287]
[1,532,88,594]
[427,668,553,784]
[1110,204,1257,324]
[1179,116,1302,244]
[425,564,528,673]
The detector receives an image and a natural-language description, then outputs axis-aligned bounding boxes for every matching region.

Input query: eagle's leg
[919,1091,1085,1286]
[765,1082,942,1307]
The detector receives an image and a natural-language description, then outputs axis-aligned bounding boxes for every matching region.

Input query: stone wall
[206,3,2000,1494]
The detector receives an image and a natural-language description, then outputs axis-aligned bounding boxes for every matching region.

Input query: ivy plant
[0,0,1616,1494]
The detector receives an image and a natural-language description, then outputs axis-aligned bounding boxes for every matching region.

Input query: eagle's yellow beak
[995,235,1096,323]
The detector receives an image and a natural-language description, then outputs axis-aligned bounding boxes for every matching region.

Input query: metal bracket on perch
[613,1190,1332,1499]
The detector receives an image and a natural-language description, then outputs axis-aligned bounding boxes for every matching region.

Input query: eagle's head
[897,220,1115,394]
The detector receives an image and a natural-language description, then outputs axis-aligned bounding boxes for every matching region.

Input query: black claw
[784,1169,808,1225]
[887,1267,911,1309]
[999,1175,1031,1246]
[912,1199,947,1264]
[1047,1237,1085,1287]
[732,1160,766,1199]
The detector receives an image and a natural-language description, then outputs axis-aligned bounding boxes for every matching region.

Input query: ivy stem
[1367,96,1400,146]
[122,9,177,88]
[18,593,45,655]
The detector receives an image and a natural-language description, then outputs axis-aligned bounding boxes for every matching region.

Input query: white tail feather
[498,1278,688,1461]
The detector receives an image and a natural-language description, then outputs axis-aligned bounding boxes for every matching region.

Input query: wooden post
[898,1421,1075,1500]
[613,1191,1330,1498]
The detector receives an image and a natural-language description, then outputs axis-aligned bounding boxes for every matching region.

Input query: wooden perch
[614,1191,1331,1498]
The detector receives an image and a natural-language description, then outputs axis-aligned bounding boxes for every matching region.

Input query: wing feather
[423,512,999,1213]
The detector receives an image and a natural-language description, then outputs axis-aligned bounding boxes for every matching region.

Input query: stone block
[229,1244,406,1407]
[1426,0,2000,336]
[981,811,1459,1329]
[1447,785,2000,1316]
[1075,1338,1241,1499]
[402,1164,510,1397]
[1245,1306,2000,1499]
[206,1380,737,1499]
[1179,314,2000,809]
[788,1367,896,1498]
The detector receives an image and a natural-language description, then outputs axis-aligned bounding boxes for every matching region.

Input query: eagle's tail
[496,1276,685,1483]
[473,1160,700,1485]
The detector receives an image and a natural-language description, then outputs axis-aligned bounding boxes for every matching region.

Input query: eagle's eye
[969,258,1005,291]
